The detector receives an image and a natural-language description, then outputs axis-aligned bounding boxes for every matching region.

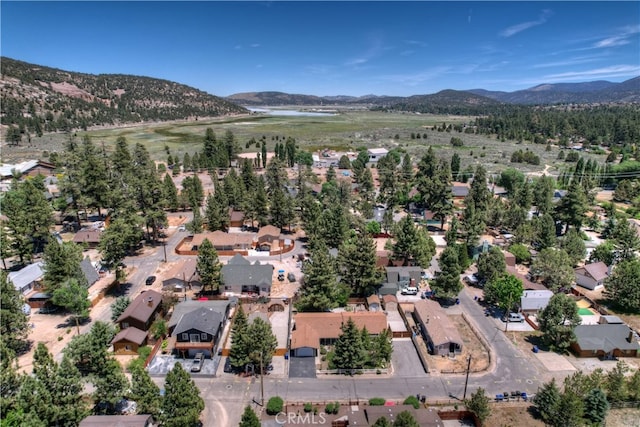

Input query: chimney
[629,329,634,343]
[147,297,154,307]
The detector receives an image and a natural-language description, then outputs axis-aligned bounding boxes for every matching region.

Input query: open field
[2,109,607,177]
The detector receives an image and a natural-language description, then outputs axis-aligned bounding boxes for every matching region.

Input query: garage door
[293,347,315,357]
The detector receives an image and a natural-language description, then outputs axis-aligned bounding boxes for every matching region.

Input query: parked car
[503,312,525,323]
[145,275,156,286]
[401,286,419,295]
[223,358,233,373]
[178,224,186,232]
[191,352,204,372]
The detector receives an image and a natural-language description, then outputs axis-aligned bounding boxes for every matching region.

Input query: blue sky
[2,1,639,97]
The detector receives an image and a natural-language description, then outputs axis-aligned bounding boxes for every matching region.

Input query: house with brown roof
[229,208,245,227]
[162,258,201,291]
[290,312,388,357]
[575,262,609,290]
[413,299,463,356]
[72,229,102,248]
[111,326,148,355]
[366,295,381,311]
[256,225,281,251]
[117,290,163,331]
[189,231,254,253]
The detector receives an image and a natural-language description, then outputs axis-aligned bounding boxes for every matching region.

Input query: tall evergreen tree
[0,270,29,355]
[229,305,250,370]
[332,318,366,372]
[42,239,86,292]
[51,278,91,334]
[432,246,463,298]
[337,232,382,296]
[533,378,561,424]
[196,238,222,293]
[92,359,129,414]
[538,293,581,352]
[246,317,278,373]
[161,363,204,427]
[130,365,162,418]
[296,242,343,312]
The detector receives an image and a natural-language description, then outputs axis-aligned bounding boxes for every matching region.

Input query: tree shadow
[106,282,132,297]
[523,334,549,352]
[527,404,543,422]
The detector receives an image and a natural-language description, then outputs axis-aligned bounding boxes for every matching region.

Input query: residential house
[170,301,231,358]
[117,290,163,331]
[0,160,56,180]
[520,290,554,315]
[228,208,245,228]
[8,261,45,296]
[379,266,422,295]
[221,254,274,296]
[73,229,102,248]
[290,312,388,357]
[79,415,153,427]
[256,225,281,250]
[111,327,148,355]
[168,299,232,335]
[189,231,254,253]
[451,182,470,199]
[413,299,463,356]
[162,258,201,291]
[571,324,639,358]
[382,295,398,312]
[575,262,609,290]
[367,148,388,163]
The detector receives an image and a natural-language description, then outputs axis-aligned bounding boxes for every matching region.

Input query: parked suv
[145,275,156,286]
[401,286,419,295]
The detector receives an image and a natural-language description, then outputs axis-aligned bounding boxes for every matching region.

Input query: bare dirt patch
[426,314,490,373]
[484,403,545,427]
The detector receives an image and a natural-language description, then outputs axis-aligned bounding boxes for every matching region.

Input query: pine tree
[196,238,222,293]
[393,410,419,427]
[52,278,91,334]
[229,305,250,370]
[332,318,366,372]
[533,378,561,424]
[247,317,278,373]
[52,355,88,425]
[161,363,204,427]
[93,358,129,414]
[296,243,343,312]
[0,270,29,354]
[130,365,162,417]
[538,293,581,352]
[583,388,609,425]
[239,405,261,427]
[337,232,382,296]
[432,246,463,299]
[465,388,490,426]
[42,239,86,292]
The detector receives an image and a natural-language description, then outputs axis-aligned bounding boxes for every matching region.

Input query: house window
[182,333,188,341]
[201,333,207,340]
[122,322,129,329]
[125,345,131,351]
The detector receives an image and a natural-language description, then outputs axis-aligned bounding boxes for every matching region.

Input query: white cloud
[593,25,640,48]
[250,43,261,48]
[543,65,640,81]
[500,9,553,38]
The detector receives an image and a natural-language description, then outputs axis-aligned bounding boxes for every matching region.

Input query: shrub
[127,357,145,373]
[325,403,335,414]
[333,402,340,414]
[369,398,386,406]
[403,395,420,409]
[304,403,312,413]
[266,396,284,415]
[138,346,152,360]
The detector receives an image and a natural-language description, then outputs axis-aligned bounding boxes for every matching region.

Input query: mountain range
[1,56,638,133]
[227,77,640,107]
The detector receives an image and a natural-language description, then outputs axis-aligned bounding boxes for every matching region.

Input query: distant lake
[247,107,336,117]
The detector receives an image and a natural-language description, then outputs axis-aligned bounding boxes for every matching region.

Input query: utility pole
[463,355,472,401]
[162,237,167,263]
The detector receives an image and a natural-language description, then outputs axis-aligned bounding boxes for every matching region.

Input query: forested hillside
[0,57,247,139]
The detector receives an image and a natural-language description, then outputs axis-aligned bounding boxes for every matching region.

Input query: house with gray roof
[520,290,554,314]
[575,262,609,290]
[221,254,274,296]
[173,306,225,358]
[571,324,639,358]
[8,261,45,295]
